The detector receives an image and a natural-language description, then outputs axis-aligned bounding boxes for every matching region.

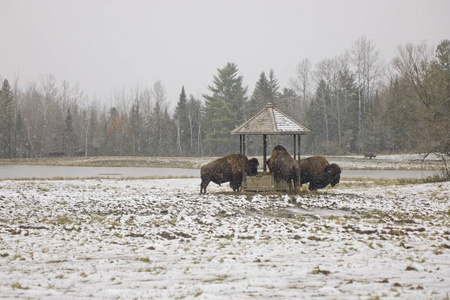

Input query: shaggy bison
[364,152,376,159]
[266,145,300,193]
[299,156,341,191]
[200,154,259,194]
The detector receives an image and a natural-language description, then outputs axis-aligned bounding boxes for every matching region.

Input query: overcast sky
[1,0,449,110]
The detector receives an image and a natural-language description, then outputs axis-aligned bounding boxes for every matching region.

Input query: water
[0,165,438,180]
[0,165,199,179]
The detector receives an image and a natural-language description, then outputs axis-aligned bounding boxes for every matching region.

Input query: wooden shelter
[231,102,310,192]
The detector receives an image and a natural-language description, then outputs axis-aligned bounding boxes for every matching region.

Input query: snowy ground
[0,177,449,299]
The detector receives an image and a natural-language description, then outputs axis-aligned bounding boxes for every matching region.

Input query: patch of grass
[388,230,406,236]
[194,289,203,297]
[37,186,50,192]
[361,209,390,219]
[11,254,25,261]
[11,282,28,290]
[55,215,73,225]
[203,274,230,283]
[294,215,306,222]
[89,215,105,223]
[433,248,443,255]
[311,266,330,275]
[137,257,151,263]
[137,266,166,274]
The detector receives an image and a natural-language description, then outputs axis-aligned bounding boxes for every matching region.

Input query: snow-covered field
[1,177,449,299]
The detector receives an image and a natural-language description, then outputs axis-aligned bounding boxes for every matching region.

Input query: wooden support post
[243,134,246,156]
[263,134,267,172]
[239,135,243,154]
[298,134,302,187]
[293,135,297,160]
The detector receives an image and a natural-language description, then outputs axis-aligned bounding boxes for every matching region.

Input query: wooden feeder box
[243,172,291,192]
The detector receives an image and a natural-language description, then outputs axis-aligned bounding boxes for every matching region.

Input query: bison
[364,152,376,159]
[266,145,300,193]
[298,156,341,191]
[200,154,259,194]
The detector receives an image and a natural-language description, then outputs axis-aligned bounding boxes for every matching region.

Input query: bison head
[325,163,341,187]
[246,158,259,176]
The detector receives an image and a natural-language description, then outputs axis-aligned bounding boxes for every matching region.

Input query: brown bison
[298,156,341,191]
[266,145,300,193]
[364,152,376,159]
[200,154,259,194]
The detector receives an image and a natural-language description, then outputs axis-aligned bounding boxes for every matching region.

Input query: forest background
[0,37,449,159]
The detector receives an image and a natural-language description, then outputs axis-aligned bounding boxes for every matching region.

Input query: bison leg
[230,180,240,192]
[287,180,293,194]
[293,178,299,194]
[200,179,210,194]
[308,181,318,191]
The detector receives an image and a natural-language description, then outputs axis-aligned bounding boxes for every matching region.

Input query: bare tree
[315,56,348,149]
[347,36,383,146]
[291,58,312,103]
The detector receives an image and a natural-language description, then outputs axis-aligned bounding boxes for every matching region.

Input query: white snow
[0,177,449,299]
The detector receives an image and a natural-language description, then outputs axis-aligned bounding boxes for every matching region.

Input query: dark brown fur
[266,145,300,193]
[200,154,259,194]
[299,156,341,191]
[364,152,376,159]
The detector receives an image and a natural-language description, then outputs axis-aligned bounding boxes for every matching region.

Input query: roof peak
[232,102,310,135]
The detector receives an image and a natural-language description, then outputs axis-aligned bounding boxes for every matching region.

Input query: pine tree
[304,80,332,154]
[0,79,15,158]
[268,69,280,102]
[247,72,271,117]
[129,99,143,155]
[174,86,190,155]
[203,63,247,156]
[63,109,77,155]
[15,110,25,158]
[186,95,203,156]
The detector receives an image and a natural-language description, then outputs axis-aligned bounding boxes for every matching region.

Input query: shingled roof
[232,102,310,135]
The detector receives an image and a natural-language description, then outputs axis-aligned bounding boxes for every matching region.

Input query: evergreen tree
[278,88,301,121]
[104,107,124,155]
[268,69,281,102]
[186,95,203,156]
[62,109,77,155]
[129,99,143,155]
[304,80,331,154]
[15,110,25,158]
[0,79,15,158]
[247,72,271,117]
[336,69,359,152]
[203,63,247,156]
[174,86,190,155]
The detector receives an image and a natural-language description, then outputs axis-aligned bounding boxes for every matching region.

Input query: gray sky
[1,0,449,110]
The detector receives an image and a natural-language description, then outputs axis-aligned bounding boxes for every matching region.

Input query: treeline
[0,37,449,159]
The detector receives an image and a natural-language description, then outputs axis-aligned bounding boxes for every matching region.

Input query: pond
[0,165,439,180]
[0,165,200,179]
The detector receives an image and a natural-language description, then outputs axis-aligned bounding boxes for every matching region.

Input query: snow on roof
[232,102,310,135]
